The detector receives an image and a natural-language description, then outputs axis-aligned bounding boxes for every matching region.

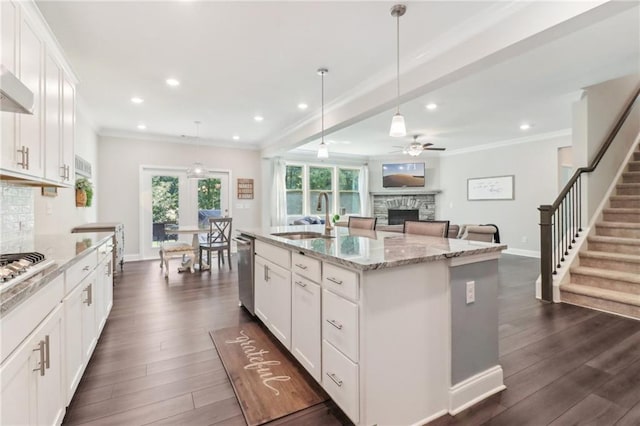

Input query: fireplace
[388,209,419,225]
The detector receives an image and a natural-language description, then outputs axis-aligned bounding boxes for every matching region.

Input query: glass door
[140,167,230,260]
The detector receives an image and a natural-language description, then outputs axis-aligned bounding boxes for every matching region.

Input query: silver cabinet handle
[66,165,70,180]
[326,277,343,285]
[84,284,92,306]
[60,165,66,179]
[264,265,269,282]
[294,263,308,270]
[82,265,90,271]
[17,146,27,169]
[107,260,112,277]
[326,319,343,330]
[44,335,50,369]
[295,280,307,288]
[33,340,45,376]
[326,372,343,387]
[25,147,29,170]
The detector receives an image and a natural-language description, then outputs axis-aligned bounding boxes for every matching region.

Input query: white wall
[436,134,572,256]
[34,106,98,234]
[98,136,262,258]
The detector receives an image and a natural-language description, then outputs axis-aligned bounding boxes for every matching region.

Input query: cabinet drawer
[292,252,321,283]
[322,340,359,424]
[1,273,64,364]
[322,289,358,362]
[322,263,358,301]
[97,240,113,263]
[65,250,97,294]
[255,240,290,269]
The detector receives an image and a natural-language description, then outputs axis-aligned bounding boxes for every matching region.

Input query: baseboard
[503,248,540,258]
[408,409,449,426]
[448,365,505,415]
[124,254,142,262]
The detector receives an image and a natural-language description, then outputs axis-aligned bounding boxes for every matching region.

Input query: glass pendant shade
[389,113,407,137]
[187,161,207,179]
[317,142,329,159]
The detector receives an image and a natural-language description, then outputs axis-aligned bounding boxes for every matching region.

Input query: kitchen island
[237,224,507,426]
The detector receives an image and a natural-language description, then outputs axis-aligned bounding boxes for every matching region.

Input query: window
[308,166,333,214]
[286,165,303,215]
[339,168,360,214]
[285,163,361,219]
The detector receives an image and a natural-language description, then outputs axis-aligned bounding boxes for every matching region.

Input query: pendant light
[389,4,407,138]
[317,68,329,159]
[187,121,208,179]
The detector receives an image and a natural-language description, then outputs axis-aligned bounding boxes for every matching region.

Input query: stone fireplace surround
[371,191,439,226]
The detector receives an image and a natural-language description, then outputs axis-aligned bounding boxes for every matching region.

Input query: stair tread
[617,183,640,187]
[570,265,640,283]
[596,221,640,229]
[580,250,640,263]
[610,195,640,200]
[588,235,640,246]
[603,207,640,212]
[561,283,640,306]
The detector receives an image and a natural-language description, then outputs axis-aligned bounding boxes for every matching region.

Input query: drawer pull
[294,263,308,270]
[33,340,45,376]
[326,276,343,285]
[326,372,343,387]
[44,335,50,369]
[326,319,343,330]
[82,265,90,271]
[295,280,307,288]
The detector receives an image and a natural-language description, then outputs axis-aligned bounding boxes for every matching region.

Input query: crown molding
[440,129,572,157]
[98,128,261,151]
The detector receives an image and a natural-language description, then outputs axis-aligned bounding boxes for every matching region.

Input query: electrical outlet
[466,281,475,304]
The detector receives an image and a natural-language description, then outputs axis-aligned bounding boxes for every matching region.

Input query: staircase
[561,147,640,319]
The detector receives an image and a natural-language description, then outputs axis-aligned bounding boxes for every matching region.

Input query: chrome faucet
[316,192,333,235]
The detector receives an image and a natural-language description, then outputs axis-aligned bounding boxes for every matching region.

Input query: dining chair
[403,220,450,238]
[348,216,377,230]
[199,217,233,270]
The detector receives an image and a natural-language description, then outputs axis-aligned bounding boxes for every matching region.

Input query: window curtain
[358,164,370,216]
[271,158,288,226]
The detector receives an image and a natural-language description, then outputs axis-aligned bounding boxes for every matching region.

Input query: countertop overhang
[238,225,506,271]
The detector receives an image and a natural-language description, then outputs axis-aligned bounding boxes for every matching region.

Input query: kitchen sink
[271,231,335,240]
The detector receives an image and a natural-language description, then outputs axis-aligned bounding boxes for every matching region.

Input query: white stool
[159,242,195,278]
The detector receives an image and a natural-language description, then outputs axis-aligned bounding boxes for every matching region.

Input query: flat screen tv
[382,162,425,188]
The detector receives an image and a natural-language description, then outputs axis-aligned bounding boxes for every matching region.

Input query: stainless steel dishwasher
[234,234,255,315]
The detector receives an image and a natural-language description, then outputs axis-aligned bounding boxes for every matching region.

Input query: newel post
[539,205,553,302]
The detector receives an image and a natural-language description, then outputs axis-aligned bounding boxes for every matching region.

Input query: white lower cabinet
[255,254,292,349]
[1,304,65,426]
[322,340,359,423]
[63,278,86,405]
[80,272,98,361]
[291,274,321,382]
[95,254,113,334]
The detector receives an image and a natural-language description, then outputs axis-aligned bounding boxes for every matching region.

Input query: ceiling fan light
[317,141,329,159]
[389,113,407,137]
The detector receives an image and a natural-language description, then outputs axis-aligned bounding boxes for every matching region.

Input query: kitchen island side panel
[450,259,500,385]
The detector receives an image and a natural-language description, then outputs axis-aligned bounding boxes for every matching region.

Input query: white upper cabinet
[1,1,76,186]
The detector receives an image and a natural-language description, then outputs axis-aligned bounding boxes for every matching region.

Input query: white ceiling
[37,1,639,157]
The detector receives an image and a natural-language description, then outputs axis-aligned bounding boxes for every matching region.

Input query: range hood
[0,65,34,114]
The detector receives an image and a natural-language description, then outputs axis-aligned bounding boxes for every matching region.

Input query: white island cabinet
[241,225,506,426]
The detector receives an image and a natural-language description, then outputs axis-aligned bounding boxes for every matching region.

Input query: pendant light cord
[321,71,325,144]
[396,11,400,114]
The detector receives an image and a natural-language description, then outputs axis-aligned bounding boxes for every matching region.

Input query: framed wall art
[467,175,514,201]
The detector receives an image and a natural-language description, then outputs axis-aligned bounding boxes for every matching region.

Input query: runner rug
[209,322,328,426]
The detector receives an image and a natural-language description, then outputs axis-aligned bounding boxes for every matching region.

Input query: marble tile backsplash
[0,181,35,243]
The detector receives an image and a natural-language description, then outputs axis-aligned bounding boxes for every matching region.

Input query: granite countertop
[0,232,114,318]
[238,225,507,271]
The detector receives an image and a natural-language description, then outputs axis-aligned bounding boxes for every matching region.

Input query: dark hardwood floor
[63,254,640,426]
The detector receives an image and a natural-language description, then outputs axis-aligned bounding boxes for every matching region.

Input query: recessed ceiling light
[166,78,180,87]
[520,123,531,130]
[131,97,144,104]
[137,124,146,130]
[254,115,264,122]
[426,103,438,110]
[232,135,240,141]
[297,103,308,110]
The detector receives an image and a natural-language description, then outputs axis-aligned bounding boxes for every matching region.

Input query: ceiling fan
[391,135,446,156]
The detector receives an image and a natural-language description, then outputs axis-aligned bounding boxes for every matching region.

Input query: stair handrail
[539,83,640,302]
